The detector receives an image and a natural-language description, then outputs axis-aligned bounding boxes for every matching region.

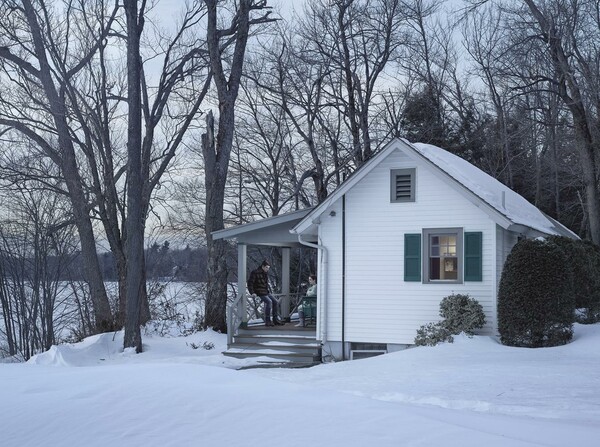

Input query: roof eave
[213,208,313,245]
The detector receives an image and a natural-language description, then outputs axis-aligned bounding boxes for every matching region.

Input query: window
[391,168,415,202]
[404,230,482,283]
[350,343,387,360]
[423,228,463,283]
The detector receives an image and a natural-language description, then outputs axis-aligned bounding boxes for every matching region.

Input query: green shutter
[404,233,421,282]
[464,232,482,281]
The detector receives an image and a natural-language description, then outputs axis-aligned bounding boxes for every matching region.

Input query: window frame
[390,168,416,203]
[422,227,463,284]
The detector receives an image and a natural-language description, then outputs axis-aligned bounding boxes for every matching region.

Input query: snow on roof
[293,138,576,238]
[410,142,572,237]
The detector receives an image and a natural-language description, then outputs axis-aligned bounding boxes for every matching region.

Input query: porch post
[238,243,248,327]
[281,247,291,321]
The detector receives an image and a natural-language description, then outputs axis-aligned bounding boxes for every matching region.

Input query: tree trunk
[202,111,229,332]
[202,0,273,332]
[123,0,144,352]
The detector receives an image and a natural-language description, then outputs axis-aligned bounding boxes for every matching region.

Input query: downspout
[296,232,328,345]
[341,195,346,360]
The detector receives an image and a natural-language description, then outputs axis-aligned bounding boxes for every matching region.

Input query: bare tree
[202,0,276,332]
[229,81,304,219]
[1,1,213,349]
[0,0,116,332]
[463,5,518,186]
[299,0,411,166]
[463,0,600,242]
[519,0,600,243]
[0,180,79,360]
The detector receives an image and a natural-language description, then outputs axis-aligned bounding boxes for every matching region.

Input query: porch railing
[226,292,304,347]
[227,292,245,348]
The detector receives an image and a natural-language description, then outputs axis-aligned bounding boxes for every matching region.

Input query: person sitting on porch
[247,260,284,327]
[296,274,317,327]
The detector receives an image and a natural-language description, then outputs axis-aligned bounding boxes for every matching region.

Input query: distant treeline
[100,242,209,282]
[0,238,314,289]
[3,242,213,283]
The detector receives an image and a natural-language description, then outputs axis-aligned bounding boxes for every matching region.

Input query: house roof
[292,138,578,239]
[212,208,314,247]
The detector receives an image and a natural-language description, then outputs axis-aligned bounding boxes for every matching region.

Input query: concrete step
[237,328,316,337]
[234,334,319,345]
[237,361,320,370]
[229,341,320,354]
[226,326,321,366]
[223,348,319,364]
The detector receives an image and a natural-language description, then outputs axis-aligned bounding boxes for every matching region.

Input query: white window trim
[423,227,463,284]
[390,168,416,203]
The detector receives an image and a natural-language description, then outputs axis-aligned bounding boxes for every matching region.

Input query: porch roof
[212,208,314,247]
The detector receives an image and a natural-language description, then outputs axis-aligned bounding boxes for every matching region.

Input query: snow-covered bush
[414,294,486,346]
[498,238,574,347]
[440,294,486,335]
[414,322,453,346]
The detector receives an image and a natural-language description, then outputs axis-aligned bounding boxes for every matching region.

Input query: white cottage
[216,138,577,363]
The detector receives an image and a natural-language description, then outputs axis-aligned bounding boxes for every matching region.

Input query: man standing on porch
[247,260,284,327]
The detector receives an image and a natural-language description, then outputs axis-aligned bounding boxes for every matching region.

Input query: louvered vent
[390,168,415,202]
[395,174,412,200]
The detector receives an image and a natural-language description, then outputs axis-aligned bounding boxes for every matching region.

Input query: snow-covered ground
[1,324,599,446]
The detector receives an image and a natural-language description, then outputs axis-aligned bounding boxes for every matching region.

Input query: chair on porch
[300,296,317,327]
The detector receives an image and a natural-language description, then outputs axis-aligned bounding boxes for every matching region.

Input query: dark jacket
[247,267,270,296]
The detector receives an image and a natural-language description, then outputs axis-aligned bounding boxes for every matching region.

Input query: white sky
[1,322,598,446]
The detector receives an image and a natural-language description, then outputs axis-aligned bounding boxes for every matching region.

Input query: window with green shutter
[464,232,483,281]
[423,228,463,283]
[404,233,421,281]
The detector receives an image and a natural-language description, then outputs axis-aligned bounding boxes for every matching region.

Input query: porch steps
[223,326,321,367]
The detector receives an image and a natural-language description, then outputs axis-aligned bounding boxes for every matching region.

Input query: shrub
[440,294,486,335]
[547,236,600,323]
[581,242,600,322]
[414,322,453,346]
[498,238,574,347]
[414,294,486,346]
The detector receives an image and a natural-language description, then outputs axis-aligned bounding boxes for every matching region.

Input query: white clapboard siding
[320,149,500,345]
[318,200,344,341]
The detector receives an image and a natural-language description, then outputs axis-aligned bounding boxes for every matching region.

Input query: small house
[215,138,577,362]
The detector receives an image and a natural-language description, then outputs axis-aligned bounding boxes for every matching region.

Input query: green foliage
[414,322,453,347]
[498,238,574,347]
[548,236,600,323]
[440,294,486,335]
[414,294,486,346]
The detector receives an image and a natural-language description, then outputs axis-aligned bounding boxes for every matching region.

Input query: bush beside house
[498,238,574,348]
[548,236,600,323]
[415,294,486,346]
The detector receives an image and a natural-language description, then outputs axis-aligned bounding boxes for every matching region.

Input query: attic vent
[391,168,415,202]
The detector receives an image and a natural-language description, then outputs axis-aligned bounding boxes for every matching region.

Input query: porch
[212,209,322,366]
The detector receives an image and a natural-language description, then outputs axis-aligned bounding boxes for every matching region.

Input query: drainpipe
[296,232,328,345]
[341,195,346,360]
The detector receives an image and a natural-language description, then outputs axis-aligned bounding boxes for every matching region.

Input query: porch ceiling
[212,208,315,247]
